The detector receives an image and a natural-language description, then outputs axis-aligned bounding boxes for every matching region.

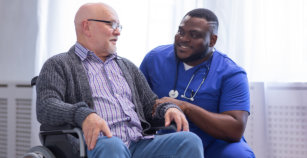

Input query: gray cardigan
[36,46,178,135]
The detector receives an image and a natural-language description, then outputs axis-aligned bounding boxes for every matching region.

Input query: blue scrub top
[140,44,250,149]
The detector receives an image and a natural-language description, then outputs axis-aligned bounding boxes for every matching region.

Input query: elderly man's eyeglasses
[87,19,122,32]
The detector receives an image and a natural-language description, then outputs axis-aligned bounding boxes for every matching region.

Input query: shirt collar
[74,42,117,62]
[75,42,91,61]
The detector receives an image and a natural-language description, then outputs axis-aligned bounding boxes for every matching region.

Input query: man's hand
[82,113,112,150]
[165,108,189,131]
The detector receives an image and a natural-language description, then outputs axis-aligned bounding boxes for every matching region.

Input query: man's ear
[209,34,217,47]
[82,20,91,37]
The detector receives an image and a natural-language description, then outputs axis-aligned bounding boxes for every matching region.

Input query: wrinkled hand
[82,113,112,150]
[165,108,189,131]
[156,97,187,112]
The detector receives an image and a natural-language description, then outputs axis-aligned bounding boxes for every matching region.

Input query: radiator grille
[265,83,307,158]
[0,98,7,158]
[15,98,32,158]
[267,105,307,158]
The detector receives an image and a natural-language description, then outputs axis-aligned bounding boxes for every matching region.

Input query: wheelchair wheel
[23,146,56,158]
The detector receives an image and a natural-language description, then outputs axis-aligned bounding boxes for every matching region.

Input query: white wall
[0,1,39,157]
[0,0,38,82]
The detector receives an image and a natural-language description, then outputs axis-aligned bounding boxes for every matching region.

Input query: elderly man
[140,8,255,157]
[36,3,203,158]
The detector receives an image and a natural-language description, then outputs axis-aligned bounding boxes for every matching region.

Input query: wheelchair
[23,76,176,158]
[23,125,86,158]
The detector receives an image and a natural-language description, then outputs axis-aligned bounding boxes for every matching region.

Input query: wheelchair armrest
[149,119,177,135]
[40,124,75,131]
[39,124,86,158]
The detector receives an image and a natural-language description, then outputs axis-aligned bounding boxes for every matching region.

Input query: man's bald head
[74,3,118,38]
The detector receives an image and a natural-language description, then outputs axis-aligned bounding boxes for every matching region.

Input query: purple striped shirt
[74,42,144,146]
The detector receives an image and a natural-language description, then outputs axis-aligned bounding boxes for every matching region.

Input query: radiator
[245,82,307,158]
[0,82,39,158]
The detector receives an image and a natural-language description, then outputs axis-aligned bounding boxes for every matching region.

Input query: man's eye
[178,29,184,36]
[190,32,201,39]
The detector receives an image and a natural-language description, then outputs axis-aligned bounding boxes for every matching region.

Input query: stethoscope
[168,55,212,102]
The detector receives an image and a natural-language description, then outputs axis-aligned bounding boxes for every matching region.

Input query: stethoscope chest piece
[169,90,179,98]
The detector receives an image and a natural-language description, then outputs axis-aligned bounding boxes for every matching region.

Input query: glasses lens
[111,22,122,32]
[117,25,122,32]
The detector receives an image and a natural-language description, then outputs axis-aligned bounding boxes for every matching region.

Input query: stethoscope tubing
[170,55,212,101]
